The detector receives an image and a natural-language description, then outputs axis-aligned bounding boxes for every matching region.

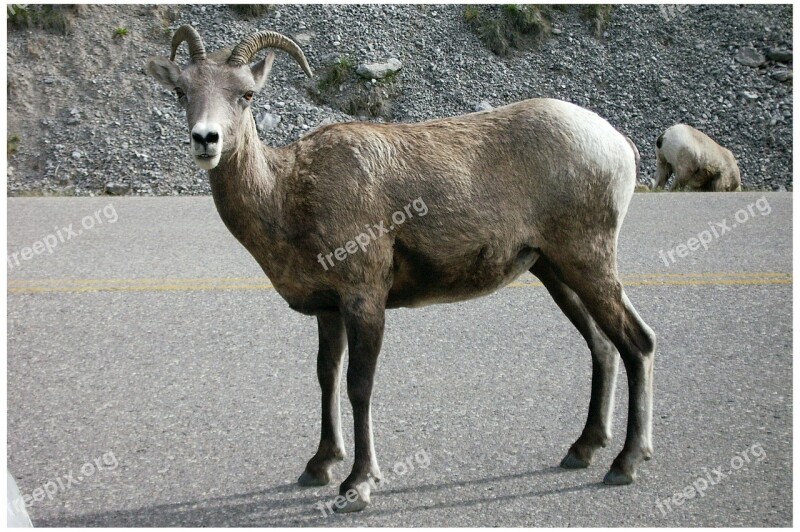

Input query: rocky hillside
[6,4,793,196]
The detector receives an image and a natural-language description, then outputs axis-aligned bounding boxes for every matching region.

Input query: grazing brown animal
[653,124,742,191]
[146,25,655,513]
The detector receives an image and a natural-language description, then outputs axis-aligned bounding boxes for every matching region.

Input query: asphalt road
[7,192,792,526]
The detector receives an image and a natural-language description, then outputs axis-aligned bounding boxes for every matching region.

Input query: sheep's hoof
[560,452,591,469]
[603,468,635,486]
[333,494,369,514]
[298,469,330,487]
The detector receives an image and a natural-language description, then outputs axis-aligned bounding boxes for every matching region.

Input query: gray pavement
[7,192,792,526]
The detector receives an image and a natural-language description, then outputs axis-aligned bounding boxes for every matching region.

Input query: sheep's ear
[251,52,275,92]
[146,57,182,88]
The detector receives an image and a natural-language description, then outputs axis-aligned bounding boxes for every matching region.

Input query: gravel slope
[6,4,793,196]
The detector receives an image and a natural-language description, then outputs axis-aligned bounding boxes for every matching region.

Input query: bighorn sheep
[147,26,656,513]
[653,124,742,191]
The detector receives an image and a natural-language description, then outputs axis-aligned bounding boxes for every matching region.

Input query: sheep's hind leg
[333,296,385,513]
[299,312,347,487]
[551,250,655,485]
[654,157,672,189]
[530,258,620,469]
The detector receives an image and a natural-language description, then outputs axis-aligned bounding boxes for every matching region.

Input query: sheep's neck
[207,114,289,277]
[209,114,276,194]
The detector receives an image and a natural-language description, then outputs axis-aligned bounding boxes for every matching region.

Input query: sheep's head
[725,150,743,191]
[146,26,313,170]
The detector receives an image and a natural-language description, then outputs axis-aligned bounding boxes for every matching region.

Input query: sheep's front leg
[334,298,385,513]
[299,313,347,487]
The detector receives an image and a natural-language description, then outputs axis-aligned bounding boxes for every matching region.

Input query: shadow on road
[33,465,610,526]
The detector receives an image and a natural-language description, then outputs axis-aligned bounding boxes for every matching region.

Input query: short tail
[624,135,641,183]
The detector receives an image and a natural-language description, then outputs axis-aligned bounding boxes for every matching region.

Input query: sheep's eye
[174,87,185,99]
[243,91,254,102]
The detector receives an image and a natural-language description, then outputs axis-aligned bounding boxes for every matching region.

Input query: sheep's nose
[192,131,219,146]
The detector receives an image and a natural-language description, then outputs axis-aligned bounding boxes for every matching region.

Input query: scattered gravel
[6,4,793,196]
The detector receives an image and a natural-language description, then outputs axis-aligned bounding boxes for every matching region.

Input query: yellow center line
[509,278,792,288]
[620,271,789,278]
[7,276,262,285]
[6,272,792,294]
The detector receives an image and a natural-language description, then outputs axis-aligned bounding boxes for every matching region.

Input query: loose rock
[292,31,314,46]
[766,48,793,63]
[104,182,130,195]
[356,58,402,80]
[771,69,793,83]
[735,47,766,67]
[257,112,281,132]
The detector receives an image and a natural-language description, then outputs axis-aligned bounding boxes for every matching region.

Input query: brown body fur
[211,100,631,314]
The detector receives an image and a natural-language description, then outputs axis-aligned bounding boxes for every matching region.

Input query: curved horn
[228,31,313,77]
[170,25,207,63]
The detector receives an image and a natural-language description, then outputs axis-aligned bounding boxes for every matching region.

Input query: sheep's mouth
[194,152,221,170]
